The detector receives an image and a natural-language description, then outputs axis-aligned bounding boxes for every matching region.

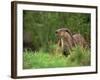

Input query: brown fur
[56,28,74,55]
[55,28,87,56]
[73,34,87,48]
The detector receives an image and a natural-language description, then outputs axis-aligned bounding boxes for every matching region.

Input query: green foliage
[23,46,90,69]
[23,11,90,51]
[23,49,67,69]
[23,11,91,69]
[66,46,90,67]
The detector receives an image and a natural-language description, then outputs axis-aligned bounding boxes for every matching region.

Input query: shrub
[23,46,90,69]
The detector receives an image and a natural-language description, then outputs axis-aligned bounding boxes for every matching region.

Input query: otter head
[55,28,73,56]
[55,28,71,38]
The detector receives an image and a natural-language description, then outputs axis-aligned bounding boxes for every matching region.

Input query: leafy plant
[23,46,90,69]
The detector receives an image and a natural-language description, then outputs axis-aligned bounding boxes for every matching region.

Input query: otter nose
[55,30,58,34]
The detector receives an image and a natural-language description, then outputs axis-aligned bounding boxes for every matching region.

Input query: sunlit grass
[23,46,90,69]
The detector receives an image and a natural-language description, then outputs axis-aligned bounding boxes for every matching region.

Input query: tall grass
[23,46,90,69]
[66,46,90,67]
[23,49,67,69]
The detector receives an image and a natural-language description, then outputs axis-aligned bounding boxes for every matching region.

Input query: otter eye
[65,30,68,32]
[65,29,71,34]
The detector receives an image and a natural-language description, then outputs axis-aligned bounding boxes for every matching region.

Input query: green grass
[23,46,90,69]
[66,46,91,67]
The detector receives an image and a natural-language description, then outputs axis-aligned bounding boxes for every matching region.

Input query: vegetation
[23,10,91,69]
[23,11,91,51]
[23,46,90,69]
